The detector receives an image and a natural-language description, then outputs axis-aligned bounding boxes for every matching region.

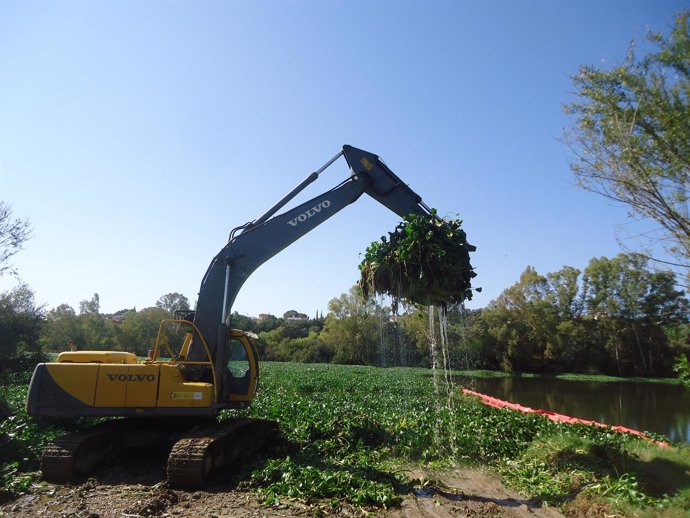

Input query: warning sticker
[170,392,203,400]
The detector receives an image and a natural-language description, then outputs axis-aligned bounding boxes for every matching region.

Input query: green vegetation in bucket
[358,210,478,307]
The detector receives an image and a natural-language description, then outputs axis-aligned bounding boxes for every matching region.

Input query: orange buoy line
[462,388,670,448]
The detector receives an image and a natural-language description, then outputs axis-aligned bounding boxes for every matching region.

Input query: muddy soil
[0,462,566,518]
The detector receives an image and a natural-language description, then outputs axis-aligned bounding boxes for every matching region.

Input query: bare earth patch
[390,468,564,518]
[0,463,565,518]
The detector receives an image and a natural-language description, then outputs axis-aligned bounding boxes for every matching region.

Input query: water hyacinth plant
[358,211,479,308]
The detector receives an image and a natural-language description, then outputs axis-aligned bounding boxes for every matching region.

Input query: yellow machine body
[27,322,259,417]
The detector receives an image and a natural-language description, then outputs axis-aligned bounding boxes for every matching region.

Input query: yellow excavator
[26,145,434,488]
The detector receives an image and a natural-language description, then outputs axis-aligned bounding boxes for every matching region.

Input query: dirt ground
[0,461,569,518]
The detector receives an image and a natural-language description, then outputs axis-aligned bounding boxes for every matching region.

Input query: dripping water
[428,303,478,456]
[428,305,454,454]
[371,297,475,457]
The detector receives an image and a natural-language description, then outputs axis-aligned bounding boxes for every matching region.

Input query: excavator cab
[158,320,259,408]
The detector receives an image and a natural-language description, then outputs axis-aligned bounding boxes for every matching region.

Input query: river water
[456,376,690,444]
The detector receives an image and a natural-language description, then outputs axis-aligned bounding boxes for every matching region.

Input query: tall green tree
[321,286,384,365]
[545,266,583,320]
[0,201,31,277]
[399,305,477,369]
[583,255,640,374]
[72,293,117,350]
[0,284,44,374]
[564,10,690,274]
[40,304,81,351]
[155,292,190,316]
[477,257,688,375]
[543,266,593,369]
[115,307,169,356]
[582,254,687,374]
[483,267,557,372]
[79,293,100,315]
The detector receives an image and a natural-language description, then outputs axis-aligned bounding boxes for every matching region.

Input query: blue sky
[0,0,686,317]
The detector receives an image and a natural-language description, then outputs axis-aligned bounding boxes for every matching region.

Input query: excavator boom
[189,145,431,367]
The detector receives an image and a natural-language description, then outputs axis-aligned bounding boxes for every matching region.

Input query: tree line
[0,290,192,377]
[1,252,688,380]
[469,254,689,376]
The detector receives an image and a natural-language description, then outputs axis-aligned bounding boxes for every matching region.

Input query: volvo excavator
[26,145,434,488]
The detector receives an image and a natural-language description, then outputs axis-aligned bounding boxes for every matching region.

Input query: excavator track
[41,418,203,484]
[41,420,128,483]
[41,417,278,487]
[167,418,278,489]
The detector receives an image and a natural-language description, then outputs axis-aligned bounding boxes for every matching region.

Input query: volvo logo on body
[107,373,156,382]
[287,200,331,227]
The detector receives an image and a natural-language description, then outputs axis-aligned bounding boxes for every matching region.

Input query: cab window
[227,339,250,378]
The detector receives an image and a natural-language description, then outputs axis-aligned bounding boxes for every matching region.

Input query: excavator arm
[188,145,433,365]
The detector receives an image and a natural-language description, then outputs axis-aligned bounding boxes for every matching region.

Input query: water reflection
[457,376,690,444]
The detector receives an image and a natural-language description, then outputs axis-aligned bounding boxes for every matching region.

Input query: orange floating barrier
[462,388,670,447]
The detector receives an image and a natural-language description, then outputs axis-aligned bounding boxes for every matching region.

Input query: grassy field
[2,362,690,515]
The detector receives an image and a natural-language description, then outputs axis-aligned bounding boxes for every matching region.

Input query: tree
[320,286,384,365]
[230,311,256,332]
[482,266,558,372]
[399,305,474,369]
[155,292,190,316]
[0,284,44,374]
[79,293,100,315]
[78,311,115,351]
[476,256,688,375]
[564,10,690,275]
[115,307,169,356]
[0,201,32,277]
[40,304,81,351]
[582,254,688,375]
[674,354,690,389]
[545,266,583,320]
[254,314,282,333]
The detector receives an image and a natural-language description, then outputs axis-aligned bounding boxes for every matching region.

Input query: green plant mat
[358,211,478,307]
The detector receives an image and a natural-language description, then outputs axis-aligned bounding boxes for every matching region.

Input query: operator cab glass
[223,333,258,402]
[227,339,250,379]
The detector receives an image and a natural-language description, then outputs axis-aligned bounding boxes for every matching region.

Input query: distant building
[105,314,127,324]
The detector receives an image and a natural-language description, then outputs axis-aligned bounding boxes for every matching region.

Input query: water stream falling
[428,304,460,455]
[373,298,476,457]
